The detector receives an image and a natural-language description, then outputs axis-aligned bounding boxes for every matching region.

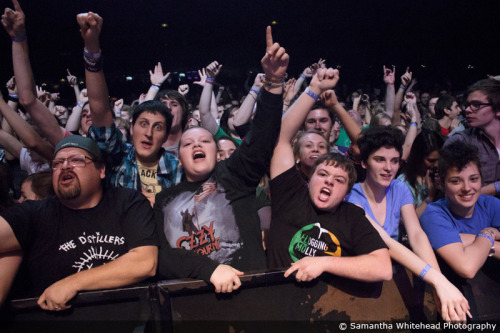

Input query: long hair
[402,130,444,192]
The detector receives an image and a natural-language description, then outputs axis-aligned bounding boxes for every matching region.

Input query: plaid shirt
[88,123,181,191]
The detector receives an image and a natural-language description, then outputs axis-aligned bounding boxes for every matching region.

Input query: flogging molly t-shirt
[1,188,157,295]
[267,166,387,269]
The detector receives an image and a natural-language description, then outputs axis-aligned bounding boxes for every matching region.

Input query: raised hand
[78,88,88,104]
[320,89,339,108]
[149,62,170,87]
[310,68,340,94]
[50,93,60,102]
[205,61,222,78]
[261,26,289,83]
[401,67,412,87]
[76,12,103,52]
[302,66,313,78]
[193,68,207,86]
[114,98,123,112]
[178,84,189,96]
[6,76,17,95]
[383,65,396,85]
[1,0,26,38]
[283,78,298,104]
[66,69,77,87]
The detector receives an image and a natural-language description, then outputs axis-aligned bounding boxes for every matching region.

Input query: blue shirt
[420,195,500,250]
[345,180,414,241]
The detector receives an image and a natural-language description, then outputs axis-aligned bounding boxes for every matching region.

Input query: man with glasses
[0,136,158,311]
[445,79,500,198]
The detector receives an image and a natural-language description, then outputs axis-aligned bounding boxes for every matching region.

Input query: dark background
[1,0,499,103]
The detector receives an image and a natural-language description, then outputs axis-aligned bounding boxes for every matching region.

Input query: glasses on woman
[52,154,94,170]
[463,101,492,112]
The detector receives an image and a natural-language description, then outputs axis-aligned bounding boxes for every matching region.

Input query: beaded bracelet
[305,87,319,101]
[419,264,431,279]
[478,233,495,246]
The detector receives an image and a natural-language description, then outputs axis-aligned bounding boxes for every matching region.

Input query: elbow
[456,266,478,280]
[379,256,393,281]
[145,256,158,278]
[18,95,37,110]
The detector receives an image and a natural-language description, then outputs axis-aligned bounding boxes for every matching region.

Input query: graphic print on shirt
[289,222,341,262]
[57,231,126,272]
[162,180,242,265]
[138,161,162,194]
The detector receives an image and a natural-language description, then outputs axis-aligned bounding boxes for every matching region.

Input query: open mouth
[193,151,206,160]
[319,188,331,201]
[460,193,474,201]
[310,155,319,160]
[141,141,153,149]
[59,172,76,185]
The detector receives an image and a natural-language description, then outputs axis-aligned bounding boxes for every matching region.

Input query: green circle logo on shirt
[289,222,341,262]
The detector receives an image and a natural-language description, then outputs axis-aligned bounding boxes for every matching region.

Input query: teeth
[321,188,331,194]
[311,155,319,159]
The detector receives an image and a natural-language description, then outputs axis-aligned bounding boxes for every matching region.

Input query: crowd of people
[1,0,499,323]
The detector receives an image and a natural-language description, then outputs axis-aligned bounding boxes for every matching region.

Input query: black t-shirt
[1,188,158,295]
[267,166,387,269]
[154,89,283,271]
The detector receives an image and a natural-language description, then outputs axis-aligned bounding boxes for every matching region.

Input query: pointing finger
[265,26,273,51]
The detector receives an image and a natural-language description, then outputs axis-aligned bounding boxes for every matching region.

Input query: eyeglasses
[463,101,492,112]
[52,154,93,170]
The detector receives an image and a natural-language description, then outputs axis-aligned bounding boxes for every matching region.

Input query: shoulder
[345,183,364,202]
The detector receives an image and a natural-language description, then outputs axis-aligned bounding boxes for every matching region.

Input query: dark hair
[220,106,239,137]
[467,78,500,112]
[402,130,444,192]
[310,153,357,193]
[23,171,55,200]
[434,95,456,120]
[358,126,404,163]
[156,90,190,130]
[216,135,239,149]
[293,130,330,162]
[302,102,336,133]
[438,142,482,183]
[131,100,173,136]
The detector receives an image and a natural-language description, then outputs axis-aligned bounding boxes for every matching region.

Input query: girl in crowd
[292,130,329,181]
[154,26,288,273]
[345,126,470,322]
[398,130,444,217]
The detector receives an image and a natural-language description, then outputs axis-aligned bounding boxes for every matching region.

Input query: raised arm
[198,61,222,135]
[0,90,53,161]
[401,92,419,161]
[270,68,339,179]
[383,65,395,118]
[233,73,264,127]
[144,62,170,102]
[76,11,112,127]
[2,0,65,147]
[393,67,412,126]
[65,88,88,132]
[322,90,362,148]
